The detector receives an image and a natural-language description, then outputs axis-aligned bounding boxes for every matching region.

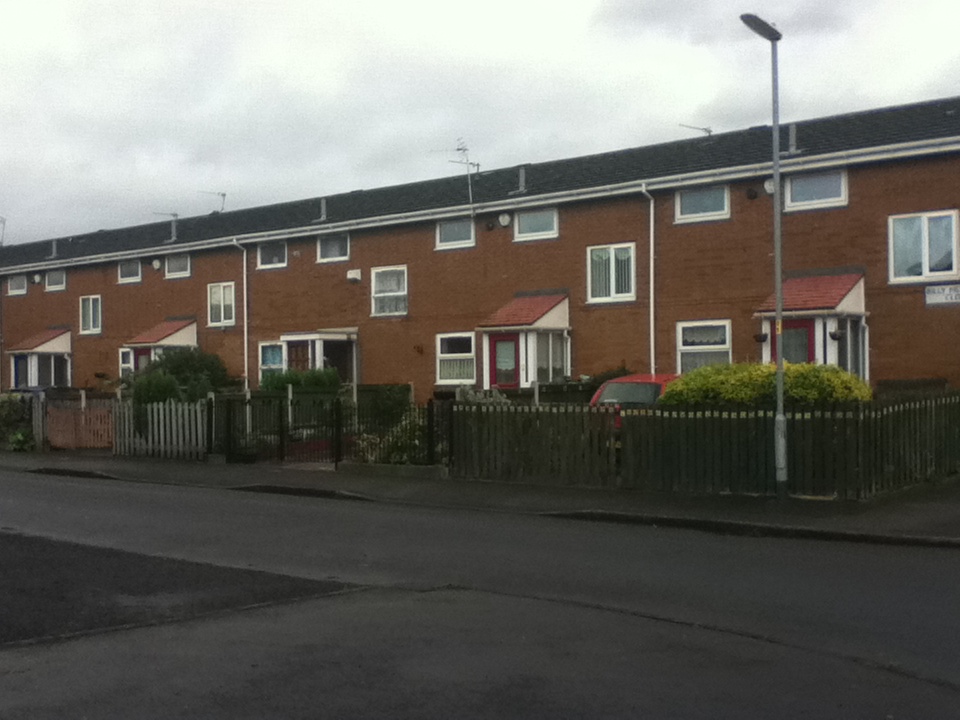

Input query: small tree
[127,348,236,404]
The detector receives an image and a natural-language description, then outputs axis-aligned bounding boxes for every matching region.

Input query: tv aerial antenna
[679,123,713,136]
[199,191,227,212]
[449,139,480,208]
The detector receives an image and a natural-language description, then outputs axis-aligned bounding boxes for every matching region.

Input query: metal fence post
[277,395,286,462]
[426,399,435,465]
[333,398,343,468]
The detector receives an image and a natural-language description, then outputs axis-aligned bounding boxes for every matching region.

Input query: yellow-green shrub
[659,363,871,406]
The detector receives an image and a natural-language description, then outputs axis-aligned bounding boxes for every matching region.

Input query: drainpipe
[640,184,656,374]
[231,239,250,391]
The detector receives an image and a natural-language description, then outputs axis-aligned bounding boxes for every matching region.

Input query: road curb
[539,510,960,548]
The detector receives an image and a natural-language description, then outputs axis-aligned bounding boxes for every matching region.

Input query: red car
[590,374,678,428]
[590,373,679,408]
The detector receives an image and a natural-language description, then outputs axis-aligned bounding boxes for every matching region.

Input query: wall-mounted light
[346,268,361,283]
[829,329,845,341]
[151,258,162,270]
[753,332,768,343]
[31,273,41,284]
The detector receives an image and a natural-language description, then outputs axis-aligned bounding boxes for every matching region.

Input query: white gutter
[231,239,250,391]
[5,135,960,276]
[640,184,656,374]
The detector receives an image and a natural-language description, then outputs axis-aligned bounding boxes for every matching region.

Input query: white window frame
[674,185,730,223]
[514,208,559,242]
[117,259,142,284]
[80,295,102,335]
[45,269,66,292]
[534,331,570,385]
[165,254,191,279]
[207,282,236,327]
[371,265,408,317]
[257,240,287,269]
[12,353,71,388]
[7,275,27,296]
[258,342,286,381]
[676,320,732,373]
[119,349,135,377]
[888,210,960,284]
[436,218,475,250]
[784,169,848,211]
[317,233,350,263]
[587,242,636,303]
[436,332,476,385]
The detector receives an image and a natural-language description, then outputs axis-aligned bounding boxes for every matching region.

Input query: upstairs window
[257,240,287,269]
[317,233,349,262]
[889,210,958,283]
[371,266,408,317]
[677,320,731,373]
[165,254,191,278]
[208,282,236,327]
[80,295,102,334]
[785,170,847,211]
[436,218,475,249]
[118,259,141,284]
[587,243,635,303]
[436,333,475,384]
[7,275,27,296]
[45,269,66,291]
[514,208,558,242]
[675,186,730,223]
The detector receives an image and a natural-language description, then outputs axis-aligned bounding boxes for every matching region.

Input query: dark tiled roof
[3,96,960,270]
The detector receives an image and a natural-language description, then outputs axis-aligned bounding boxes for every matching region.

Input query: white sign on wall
[925,284,960,306]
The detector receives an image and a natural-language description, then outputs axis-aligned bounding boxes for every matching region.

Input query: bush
[260,368,340,393]
[127,348,236,403]
[659,363,872,406]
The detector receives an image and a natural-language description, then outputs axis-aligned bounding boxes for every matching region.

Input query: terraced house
[3,95,960,402]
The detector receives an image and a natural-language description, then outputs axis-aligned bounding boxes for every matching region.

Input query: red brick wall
[5,153,960,401]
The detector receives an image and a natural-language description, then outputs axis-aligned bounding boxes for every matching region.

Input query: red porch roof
[127,319,195,345]
[757,274,862,313]
[7,328,69,352]
[478,294,567,328]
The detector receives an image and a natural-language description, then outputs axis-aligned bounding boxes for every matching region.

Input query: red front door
[772,319,816,363]
[134,348,153,371]
[489,333,520,389]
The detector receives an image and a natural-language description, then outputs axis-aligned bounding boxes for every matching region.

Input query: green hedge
[659,363,872,406]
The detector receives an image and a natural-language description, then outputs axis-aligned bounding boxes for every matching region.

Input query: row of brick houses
[2,95,960,402]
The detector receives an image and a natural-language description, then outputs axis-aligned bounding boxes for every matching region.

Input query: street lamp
[741,13,788,499]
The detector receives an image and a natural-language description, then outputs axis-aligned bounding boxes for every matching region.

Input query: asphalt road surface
[2,468,959,719]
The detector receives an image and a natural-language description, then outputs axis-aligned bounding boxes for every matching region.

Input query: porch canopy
[126,318,197,348]
[7,327,71,354]
[755,273,865,317]
[478,293,569,331]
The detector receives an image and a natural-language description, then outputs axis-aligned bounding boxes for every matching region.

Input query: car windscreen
[596,382,661,405]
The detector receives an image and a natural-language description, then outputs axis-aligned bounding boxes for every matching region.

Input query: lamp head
[741,13,782,42]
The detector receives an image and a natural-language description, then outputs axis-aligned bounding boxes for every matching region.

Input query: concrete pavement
[2,449,959,547]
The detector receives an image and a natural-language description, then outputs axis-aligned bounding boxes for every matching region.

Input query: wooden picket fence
[449,395,960,499]
[449,403,618,487]
[113,399,208,461]
[44,397,113,450]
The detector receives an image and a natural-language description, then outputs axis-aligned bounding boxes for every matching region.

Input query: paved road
[2,468,960,718]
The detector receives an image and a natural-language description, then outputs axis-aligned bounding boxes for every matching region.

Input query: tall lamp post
[741,13,787,499]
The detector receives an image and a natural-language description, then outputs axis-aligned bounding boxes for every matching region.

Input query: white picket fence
[114,399,207,460]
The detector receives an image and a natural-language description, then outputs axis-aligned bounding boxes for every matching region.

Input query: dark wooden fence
[449,395,960,499]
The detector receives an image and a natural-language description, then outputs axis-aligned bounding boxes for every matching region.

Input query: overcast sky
[1,0,958,245]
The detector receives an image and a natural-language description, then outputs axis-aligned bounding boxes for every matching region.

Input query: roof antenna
[0,216,6,247]
[679,123,713,136]
[199,191,227,212]
[153,212,179,244]
[449,139,480,209]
